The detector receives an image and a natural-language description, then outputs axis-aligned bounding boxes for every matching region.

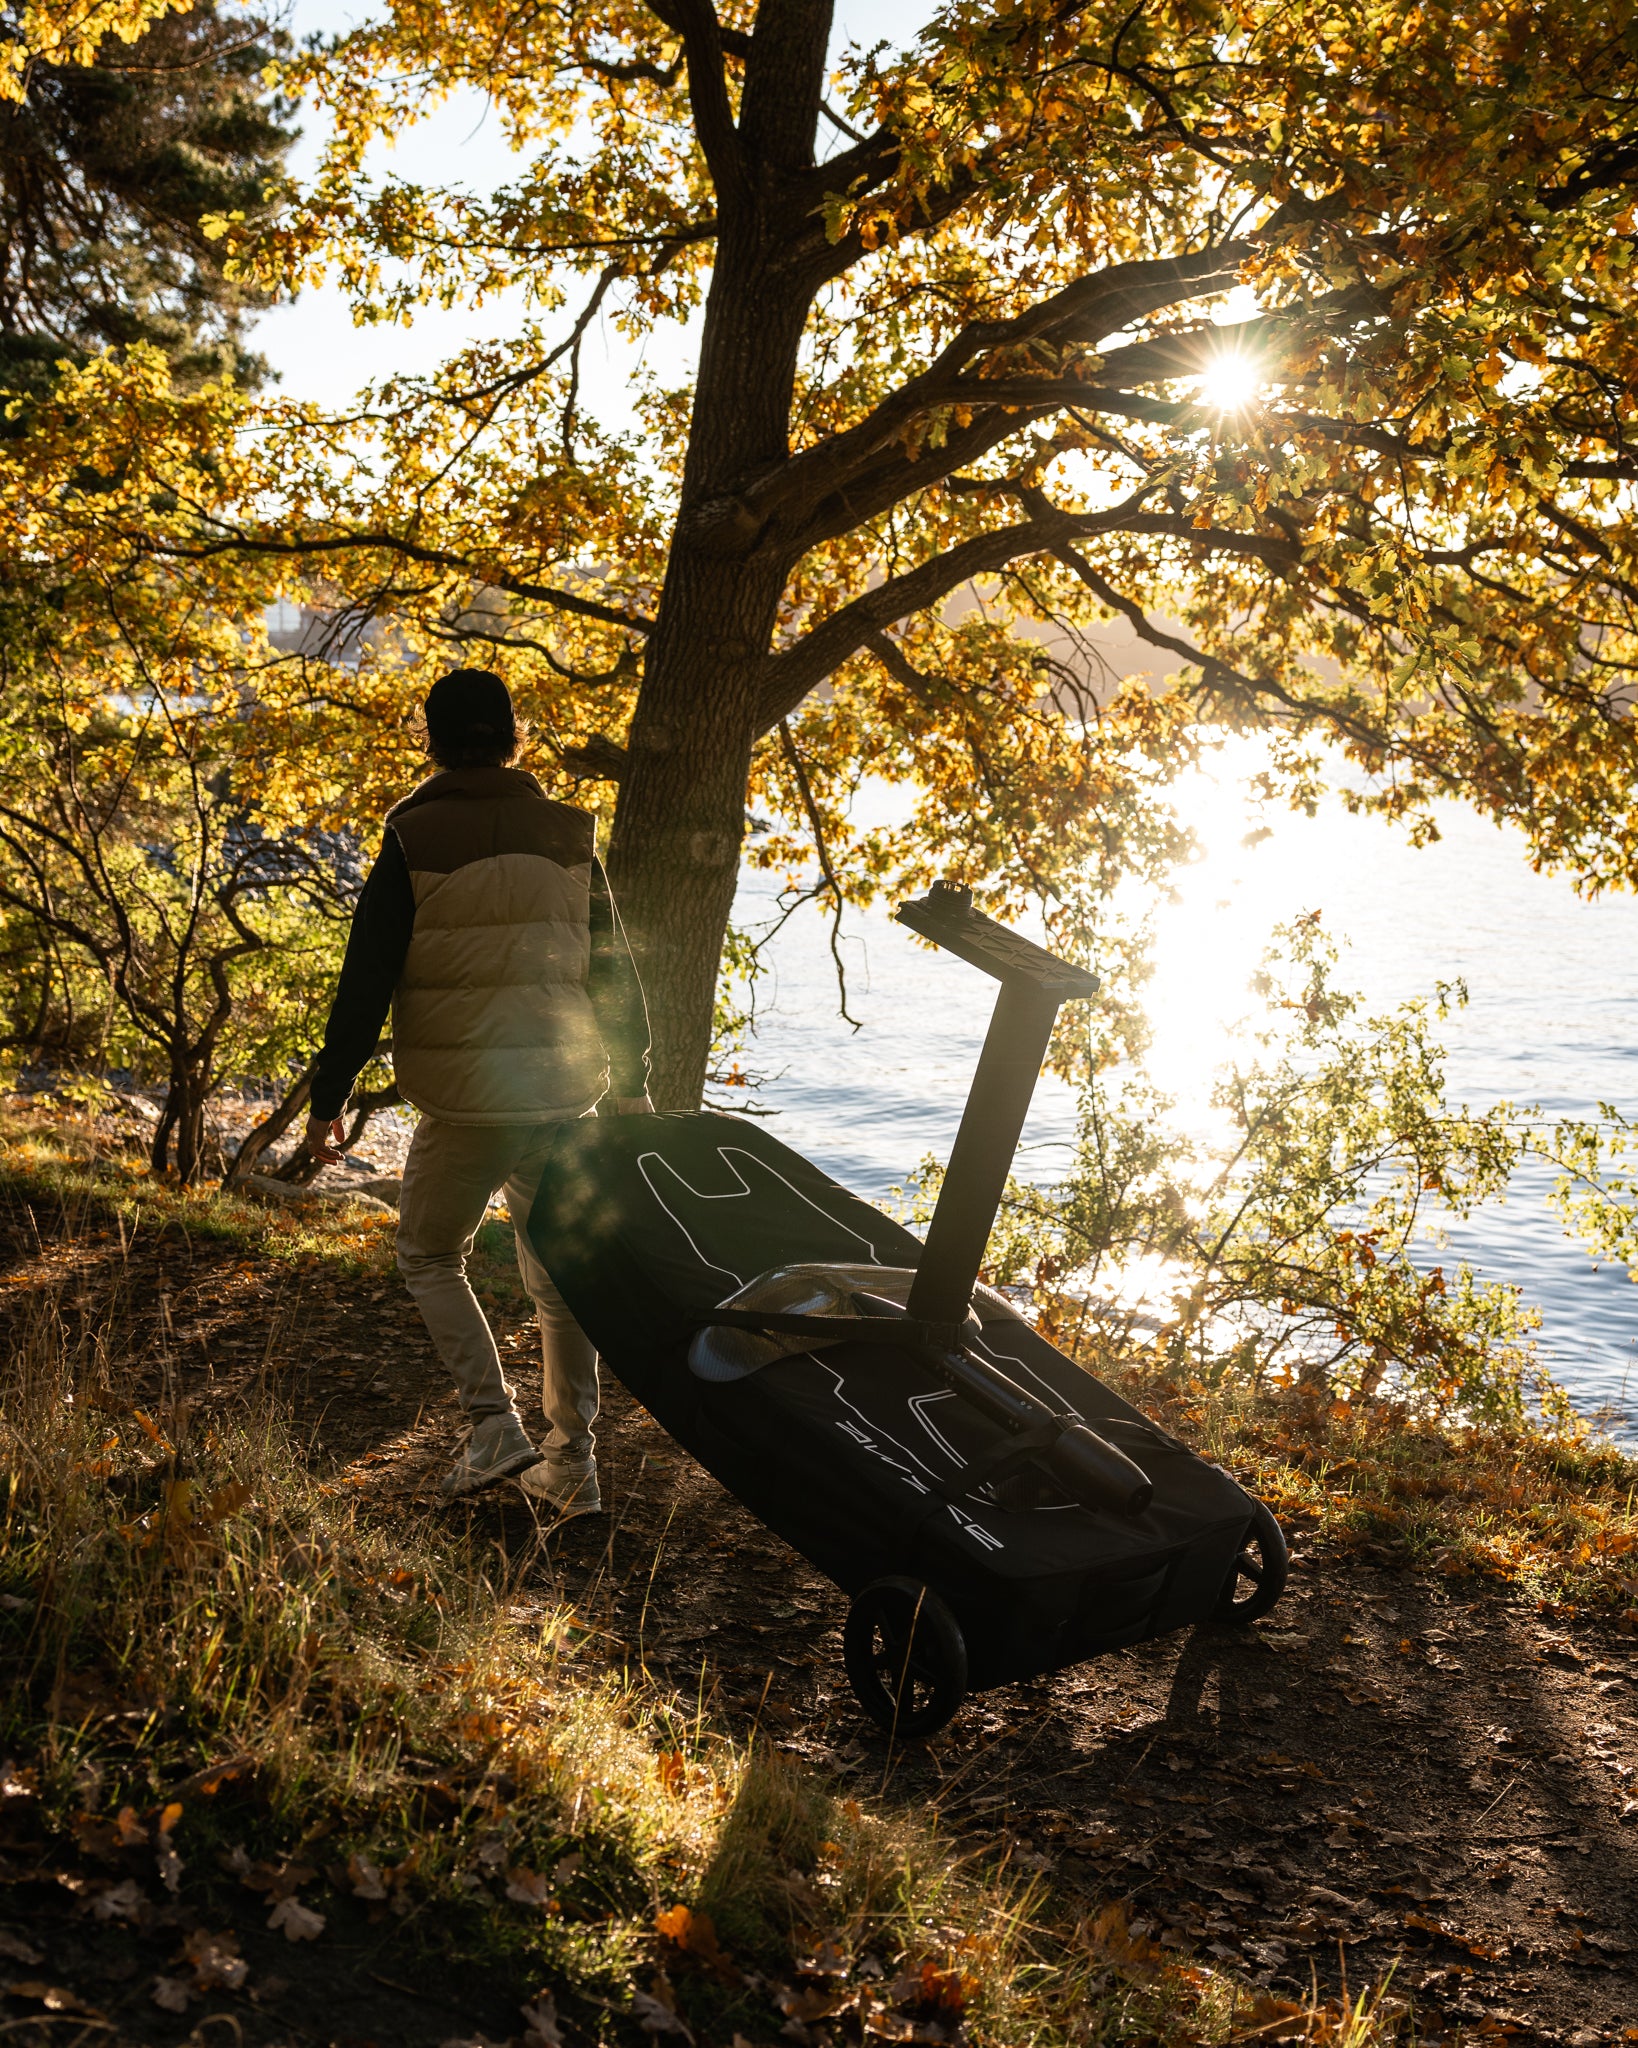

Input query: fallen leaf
[859,2007,918,2045]
[505,1867,552,1906]
[0,1932,42,1965]
[521,1993,564,2048]
[166,1755,253,1801]
[632,1989,694,2040]
[905,1963,975,2015]
[151,1977,192,2014]
[776,1984,853,2023]
[657,1751,688,1797]
[348,1852,389,1901]
[794,1936,851,1977]
[1227,1992,1309,2042]
[1077,1903,1164,1978]
[183,1929,248,1992]
[656,1904,737,1979]
[267,1896,326,1942]
[200,1482,252,1525]
[262,1859,316,1902]
[7,1982,99,2016]
[132,1409,173,1451]
[89,1877,147,1922]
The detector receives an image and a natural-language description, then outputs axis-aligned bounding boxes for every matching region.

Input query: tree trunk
[274,1071,403,1184]
[150,1096,176,1176]
[224,1061,315,1187]
[605,98,833,1104]
[151,1051,212,1184]
[606,552,785,1107]
[170,1067,210,1185]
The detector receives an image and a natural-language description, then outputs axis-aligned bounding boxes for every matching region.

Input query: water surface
[731,751,1638,1441]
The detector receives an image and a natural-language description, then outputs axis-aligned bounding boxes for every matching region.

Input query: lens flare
[1197,352,1262,412]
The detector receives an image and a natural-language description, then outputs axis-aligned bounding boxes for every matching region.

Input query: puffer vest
[387,767,604,1124]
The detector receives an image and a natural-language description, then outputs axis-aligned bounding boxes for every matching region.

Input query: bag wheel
[1214,1499,1289,1624]
[843,1577,968,1739]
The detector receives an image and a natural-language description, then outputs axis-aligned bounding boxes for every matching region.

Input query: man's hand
[304,1114,347,1164]
[615,1094,654,1114]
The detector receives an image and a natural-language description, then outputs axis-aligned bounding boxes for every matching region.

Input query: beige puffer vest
[387,767,604,1124]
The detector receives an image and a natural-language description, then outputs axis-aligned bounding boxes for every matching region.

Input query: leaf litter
[4,1142,1638,2045]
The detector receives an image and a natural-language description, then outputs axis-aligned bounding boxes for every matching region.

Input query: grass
[1082,1345,1638,1621]
[0,1109,1465,2045]
[0,1104,401,1274]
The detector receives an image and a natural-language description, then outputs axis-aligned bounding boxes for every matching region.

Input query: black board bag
[527,887,1287,1736]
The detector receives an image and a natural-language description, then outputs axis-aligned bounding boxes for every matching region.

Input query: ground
[3,1150,1637,2048]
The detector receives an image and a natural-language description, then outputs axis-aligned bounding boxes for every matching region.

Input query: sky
[253,0,1182,686]
[255,0,938,410]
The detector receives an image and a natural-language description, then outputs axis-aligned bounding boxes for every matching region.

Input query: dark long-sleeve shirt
[309,834,651,1122]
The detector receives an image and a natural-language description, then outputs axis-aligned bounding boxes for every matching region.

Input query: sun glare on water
[1120,747,1288,1125]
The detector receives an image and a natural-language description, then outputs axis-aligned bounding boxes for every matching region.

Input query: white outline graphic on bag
[637,1147,887,1289]
[634,1144,1014,1551]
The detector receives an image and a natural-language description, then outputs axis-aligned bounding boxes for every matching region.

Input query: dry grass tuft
[1086,1348,1638,1621]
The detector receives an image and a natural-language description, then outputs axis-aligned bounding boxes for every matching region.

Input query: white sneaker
[516,1459,601,1519]
[439,1415,541,1498]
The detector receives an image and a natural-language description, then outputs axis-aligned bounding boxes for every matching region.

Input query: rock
[239,1173,393,1216]
[239,1173,312,1207]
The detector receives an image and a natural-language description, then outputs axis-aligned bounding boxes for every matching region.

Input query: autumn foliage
[7,0,1638,1111]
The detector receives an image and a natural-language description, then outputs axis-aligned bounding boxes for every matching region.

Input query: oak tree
[28,0,1638,1106]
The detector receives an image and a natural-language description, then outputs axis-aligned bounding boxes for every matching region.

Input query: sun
[1197,352,1262,413]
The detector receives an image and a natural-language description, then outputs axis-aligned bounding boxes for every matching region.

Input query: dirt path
[504,1402,1638,2048]
[6,1184,1638,2046]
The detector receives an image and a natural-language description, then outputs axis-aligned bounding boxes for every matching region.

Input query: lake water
[729,744,1638,1443]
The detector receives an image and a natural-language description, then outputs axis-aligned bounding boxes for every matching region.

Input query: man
[304,667,652,1514]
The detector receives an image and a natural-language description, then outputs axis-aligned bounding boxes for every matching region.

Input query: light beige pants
[396,1116,599,1467]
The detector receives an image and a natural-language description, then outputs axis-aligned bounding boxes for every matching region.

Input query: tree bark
[607,550,785,1107]
[224,1060,315,1187]
[163,1062,211,1184]
[605,0,835,1107]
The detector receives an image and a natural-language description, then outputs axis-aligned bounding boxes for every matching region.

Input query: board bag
[528,1108,1284,1735]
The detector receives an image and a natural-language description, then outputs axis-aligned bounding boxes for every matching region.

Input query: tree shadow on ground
[6,1172,1636,2044]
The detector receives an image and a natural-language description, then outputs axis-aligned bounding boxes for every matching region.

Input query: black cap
[424,668,515,752]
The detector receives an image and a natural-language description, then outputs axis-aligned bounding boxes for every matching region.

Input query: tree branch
[1049,543,1340,727]
[755,482,1165,729]
[668,0,748,203]
[147,530,653,635]
[560,733,631,782]
[1089,282,1388,387]
[778,718,861,1028]
[688,245,1252,557]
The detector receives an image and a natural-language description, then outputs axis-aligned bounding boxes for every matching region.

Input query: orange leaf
[655,1903,736,1979]
[131,1410,172,1451]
